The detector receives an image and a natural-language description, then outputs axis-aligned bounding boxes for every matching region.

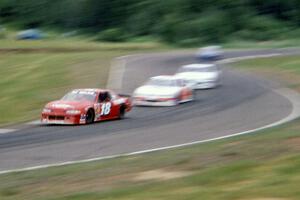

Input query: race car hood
[134,85,181,97]
[175,72,218,81]
[45,100,92,110]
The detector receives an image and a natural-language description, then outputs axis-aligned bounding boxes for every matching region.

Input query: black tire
[85,109,95,124]
[119,105,126,119]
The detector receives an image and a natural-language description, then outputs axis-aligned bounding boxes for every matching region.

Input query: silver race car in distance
[196,45,223,61]
[175,64,221,89]
[133,75,194,106]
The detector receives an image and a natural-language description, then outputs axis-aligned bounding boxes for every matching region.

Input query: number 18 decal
[101,102,111,115]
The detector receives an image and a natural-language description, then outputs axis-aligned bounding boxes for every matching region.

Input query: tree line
[1,0,300,45]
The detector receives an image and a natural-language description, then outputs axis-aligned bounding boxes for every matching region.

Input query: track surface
[0,49,298,171]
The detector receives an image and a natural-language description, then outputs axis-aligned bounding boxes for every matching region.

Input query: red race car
[41,89,131,125]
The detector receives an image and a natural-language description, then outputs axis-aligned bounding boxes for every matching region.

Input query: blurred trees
[0,0,300,45]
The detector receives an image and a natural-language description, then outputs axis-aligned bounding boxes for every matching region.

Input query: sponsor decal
[95,102,112,118]
[101,102,111,115]
[80,114,86,123]
[80,114,86,119]
[95,104,101,119]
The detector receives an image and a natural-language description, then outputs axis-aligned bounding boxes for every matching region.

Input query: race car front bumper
[133,97,177,106]
[41,113,85,125]
[194,81,218,89]
[186,80,218,89]
[197,55,221,61]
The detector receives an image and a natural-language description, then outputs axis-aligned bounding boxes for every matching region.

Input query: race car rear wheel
[85,109,95,124]
[119,105,126,119]
[191,90,196,101]
[175,95,181,105]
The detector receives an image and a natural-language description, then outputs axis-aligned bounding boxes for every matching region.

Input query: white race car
[175,64,221,89]
[196,45,223,61]
[133,75,194,106]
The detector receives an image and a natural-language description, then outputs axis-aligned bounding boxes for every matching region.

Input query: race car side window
[106,92,112,101]
[98,92,111,103]
[110,91,117,100]
[98,92,106,102]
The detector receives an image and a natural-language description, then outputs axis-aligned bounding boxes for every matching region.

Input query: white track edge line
[0,52,298,174]
[0,129,17,134]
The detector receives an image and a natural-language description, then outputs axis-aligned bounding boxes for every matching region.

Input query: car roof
[151,75,181,81]
[201,45,221,50]
[181,64,215,69]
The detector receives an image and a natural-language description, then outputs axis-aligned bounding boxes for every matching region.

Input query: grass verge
[231,55,300,92]
[0,56,299,199]
[223,39,300,49]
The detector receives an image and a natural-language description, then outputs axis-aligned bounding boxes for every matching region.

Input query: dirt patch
[21,173,133,196]
[169,186,199,194]
[222,180,257,191]
[134,169,192,181]
[241,198,288,200]
[285,137,300,150]
[223,141,245,148]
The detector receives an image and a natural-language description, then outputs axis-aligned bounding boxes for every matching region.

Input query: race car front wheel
[85,109,95,124]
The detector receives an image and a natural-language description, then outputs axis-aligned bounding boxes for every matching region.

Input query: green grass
[0,38,166,126]
[0,38,165,51]
[0,52,107,125]
[232,55,300,92]
[223,38,300,49]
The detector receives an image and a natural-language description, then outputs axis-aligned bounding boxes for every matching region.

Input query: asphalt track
[0,48,299,172]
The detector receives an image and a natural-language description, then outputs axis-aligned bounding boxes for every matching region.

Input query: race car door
[95,91,118,120]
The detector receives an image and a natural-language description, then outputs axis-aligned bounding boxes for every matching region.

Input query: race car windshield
[61,91,96,102]
[146,79,178,87]
[202,46,219,52]
[179,66,217,73]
